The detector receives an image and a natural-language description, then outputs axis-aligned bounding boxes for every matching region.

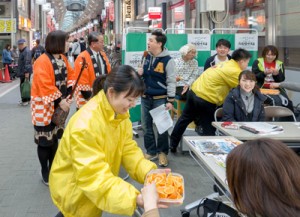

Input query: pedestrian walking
[17,39,32,106]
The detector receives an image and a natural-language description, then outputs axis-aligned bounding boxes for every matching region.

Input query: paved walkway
[0,81,214,217]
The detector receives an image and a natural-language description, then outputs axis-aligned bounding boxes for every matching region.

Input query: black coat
[17,46,32,77]
[222,87,267,122]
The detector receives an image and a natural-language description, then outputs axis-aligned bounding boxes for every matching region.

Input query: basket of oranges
[145,170,185,204]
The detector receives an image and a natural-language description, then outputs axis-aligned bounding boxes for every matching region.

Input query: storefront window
[276,0,300,68]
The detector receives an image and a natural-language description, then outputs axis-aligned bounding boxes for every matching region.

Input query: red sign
[109,1,114,22]
[148,7,162,20]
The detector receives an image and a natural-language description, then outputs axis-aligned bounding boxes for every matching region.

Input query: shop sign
[148,7,162,20]
[0,18,16,33]
[109,1,114,22]
[124,0,134,22]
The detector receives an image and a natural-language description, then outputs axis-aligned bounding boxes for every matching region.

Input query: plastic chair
[214,108,223,122]
[264,106,296,122]
[214,108,223,136]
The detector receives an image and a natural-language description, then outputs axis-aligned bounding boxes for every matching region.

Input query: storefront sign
[0,18,16,33]
[109,1,114,22]
[148,7,162,20]
[123,0,134,22]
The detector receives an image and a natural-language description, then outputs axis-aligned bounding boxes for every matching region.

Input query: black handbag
[51,57,87,126]
[197,198,240,217]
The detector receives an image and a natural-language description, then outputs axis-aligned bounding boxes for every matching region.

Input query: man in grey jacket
[17,39,32,106]
[138,30,176,167]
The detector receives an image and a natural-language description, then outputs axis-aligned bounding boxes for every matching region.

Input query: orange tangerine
[164,185,175,194]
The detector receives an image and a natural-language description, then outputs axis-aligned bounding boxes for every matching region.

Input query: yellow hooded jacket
[191,59,241,106]
[49,90,157,217]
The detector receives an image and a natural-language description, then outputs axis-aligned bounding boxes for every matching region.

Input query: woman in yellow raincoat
[49,65,158,217]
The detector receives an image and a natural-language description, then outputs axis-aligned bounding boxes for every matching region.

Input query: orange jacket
[31,54,74,126]
[73,50,111,108]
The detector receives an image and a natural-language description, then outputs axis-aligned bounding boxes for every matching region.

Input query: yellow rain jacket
[49,90,157,217]
[191,59,241,106]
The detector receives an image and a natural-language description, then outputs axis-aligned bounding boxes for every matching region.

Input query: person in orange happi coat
[73,32,111,109]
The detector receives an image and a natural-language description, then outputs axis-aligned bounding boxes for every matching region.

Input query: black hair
[73,38,78,42]
[216,39,231,49]
[231,48,252,61]
[5,44,10,50]
[45,30,69,54]
[92,65,145,97]
[88,32,102,46]
[36,39,40,45]
[151,30,167,50]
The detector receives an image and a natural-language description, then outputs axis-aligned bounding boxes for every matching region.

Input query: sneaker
[18,101,29,106]
[158,153,168,167]
[144,153,158,161]
[40,170,49,186]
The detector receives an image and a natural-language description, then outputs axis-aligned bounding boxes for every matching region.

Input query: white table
[180,136,240,216]
[212,122,300,147]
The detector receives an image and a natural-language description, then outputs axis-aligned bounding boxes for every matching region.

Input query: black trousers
[170,90,216,148]
[55,212,64,217]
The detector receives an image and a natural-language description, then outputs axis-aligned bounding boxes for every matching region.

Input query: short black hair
[88,32,102,46]
[36,39,40,45]
[45,30,69,54]
[216,39,231,49]
[231,48,252,61]
[151,30,167,50]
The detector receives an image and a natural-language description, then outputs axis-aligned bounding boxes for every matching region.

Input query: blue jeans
[141,97,169,155]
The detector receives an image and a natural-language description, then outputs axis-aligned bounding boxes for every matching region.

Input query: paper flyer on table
[149,104,173,134]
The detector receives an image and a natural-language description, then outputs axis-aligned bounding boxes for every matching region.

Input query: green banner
[124,31,258,122]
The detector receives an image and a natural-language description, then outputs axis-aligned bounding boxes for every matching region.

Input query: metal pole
[162,2,167,30]
[11,0,15,46]
[114,0,122,45]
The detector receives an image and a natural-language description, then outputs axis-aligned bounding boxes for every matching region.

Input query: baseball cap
[17,39,26,44]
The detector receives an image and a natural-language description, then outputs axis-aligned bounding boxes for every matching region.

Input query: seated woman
[174,43,199,100]
[222,70,266,121]
[226,138,300,217]
[252,45,294,113]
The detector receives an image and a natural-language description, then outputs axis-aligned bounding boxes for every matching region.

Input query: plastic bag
[21,78,31,99]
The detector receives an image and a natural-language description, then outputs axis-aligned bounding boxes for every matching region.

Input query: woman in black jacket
[222,70,266,121]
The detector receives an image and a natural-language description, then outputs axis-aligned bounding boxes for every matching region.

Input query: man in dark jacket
[203,39,231,71]
[17,38,32,106]
[31,39,45,63]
